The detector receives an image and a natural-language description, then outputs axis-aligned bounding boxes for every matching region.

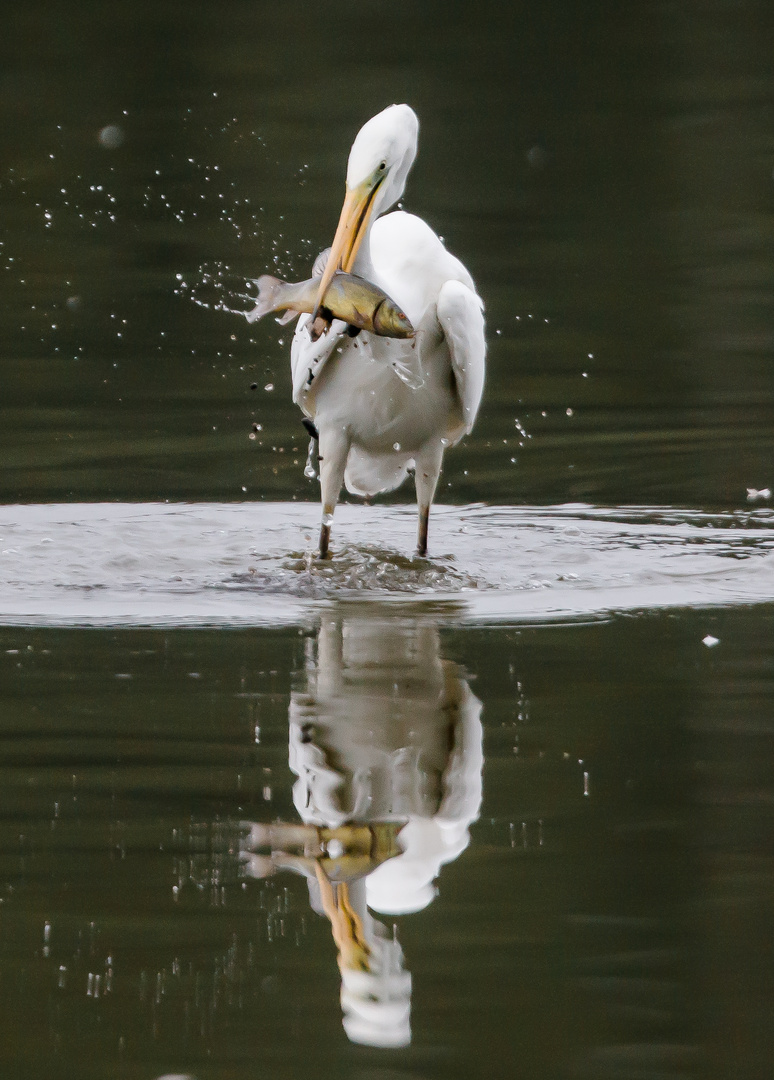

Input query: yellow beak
[312,174,383,322]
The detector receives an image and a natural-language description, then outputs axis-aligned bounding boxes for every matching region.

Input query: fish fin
[311,247,331,280]
[243,275,283,324]
[276,309,300,326]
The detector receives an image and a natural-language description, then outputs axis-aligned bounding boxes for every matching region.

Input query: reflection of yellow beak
[312,174,383,322]
[315,863,372,972]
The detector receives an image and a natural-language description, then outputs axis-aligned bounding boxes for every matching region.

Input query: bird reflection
[242,606,483,1047]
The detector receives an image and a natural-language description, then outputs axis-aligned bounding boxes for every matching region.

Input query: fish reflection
[242,607,483,1047]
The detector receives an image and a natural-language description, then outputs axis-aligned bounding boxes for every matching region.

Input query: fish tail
[244,275,285,324]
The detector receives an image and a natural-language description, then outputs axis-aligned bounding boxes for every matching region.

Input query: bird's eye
[378,161,386,171]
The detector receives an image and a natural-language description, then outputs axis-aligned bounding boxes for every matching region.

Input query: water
[3,5,773,508]
[1,506,773,1080]
[1,601,773,1080]
[2,2,774,1077]
[2,502,774,624]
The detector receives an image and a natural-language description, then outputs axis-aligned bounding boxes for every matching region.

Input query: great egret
[290,104,485,557]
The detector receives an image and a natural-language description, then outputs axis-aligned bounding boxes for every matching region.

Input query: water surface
[1,600,773,1080]
[1,501,774,625]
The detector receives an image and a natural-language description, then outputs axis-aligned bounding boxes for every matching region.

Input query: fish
[243,269,414,338]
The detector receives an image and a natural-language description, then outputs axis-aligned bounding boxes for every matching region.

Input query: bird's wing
[436,280,486,435]
[290,313,348,412]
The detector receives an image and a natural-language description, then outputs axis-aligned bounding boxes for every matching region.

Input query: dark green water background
[1,3,774,1079]
[2,1,773,506]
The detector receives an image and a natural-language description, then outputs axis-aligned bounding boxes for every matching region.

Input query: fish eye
[378,161,386,171]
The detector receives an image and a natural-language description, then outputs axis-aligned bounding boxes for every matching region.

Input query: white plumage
[290,104,486,556]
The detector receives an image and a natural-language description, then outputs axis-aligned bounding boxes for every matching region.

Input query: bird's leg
[319,520,332,560]
[414,442,444,557]
[317,427,349,559]
[417,506,430,558]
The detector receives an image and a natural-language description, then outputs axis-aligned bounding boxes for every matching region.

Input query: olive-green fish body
[244,270,414,338]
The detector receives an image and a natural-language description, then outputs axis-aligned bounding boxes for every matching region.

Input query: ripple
[223,544,480,598]
[0,502,773,627]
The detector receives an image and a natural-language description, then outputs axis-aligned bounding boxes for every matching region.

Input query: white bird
[290,104,485,558]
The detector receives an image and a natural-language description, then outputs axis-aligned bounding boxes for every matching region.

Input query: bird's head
[312,104,419,322]
[346,103,418,219]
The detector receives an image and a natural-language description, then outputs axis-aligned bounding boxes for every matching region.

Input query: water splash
[174,263,256,319]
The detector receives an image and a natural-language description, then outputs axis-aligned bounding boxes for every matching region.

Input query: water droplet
[304,437,317,479]
[393,442,401,451]
[98,124,124,149]
[322,512,334,526]
[702,635,720,647]
[264,383,274,392]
